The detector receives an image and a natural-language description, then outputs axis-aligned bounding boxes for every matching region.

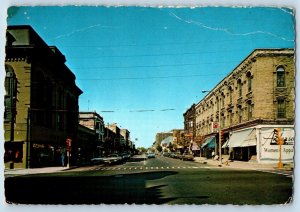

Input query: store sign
[211,122,219,133]
[260,127,294,162]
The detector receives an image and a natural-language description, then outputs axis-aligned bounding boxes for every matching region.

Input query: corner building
[4,25,82,168]
[195,49,294,163]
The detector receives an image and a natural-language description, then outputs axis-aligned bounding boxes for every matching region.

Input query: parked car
[147,152,156,158]
[119,152,131,161]
[90,157,104,165]
[181,153,194,161]
[103,154,123,164]
[162,152,170,157]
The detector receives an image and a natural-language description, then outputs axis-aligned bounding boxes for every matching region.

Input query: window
[238,79,242,97]
[277,99,286,118]
[238,107,243,123]
[4,65,17,121]
[229,87,233,103]
[247,72,252,92]
[277,67,285,87]
[248,103,253,120]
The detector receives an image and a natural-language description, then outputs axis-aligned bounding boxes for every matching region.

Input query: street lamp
[201,90,222,166]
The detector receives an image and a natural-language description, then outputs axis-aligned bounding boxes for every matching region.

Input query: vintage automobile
[147,152,156,158]
[102,154,123,164]
[181,153,194,161]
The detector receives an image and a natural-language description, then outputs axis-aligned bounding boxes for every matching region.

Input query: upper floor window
[247,103,253,120]
[238,107,243,123]
[277,99,286,119]
[238,79,242,97]
[4,65,17,121]
[229,86,233,103]
[246,72,252,92]
[277,67,285,87]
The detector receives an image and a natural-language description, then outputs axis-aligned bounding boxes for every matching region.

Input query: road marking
[172,167,175,169]
[166,167,170,169]
[182,167,186,169]
[161,167,164,169]
[140,167,143,170]
[134,167,137,170]
[156,167,159,169]
[151,167,154,169]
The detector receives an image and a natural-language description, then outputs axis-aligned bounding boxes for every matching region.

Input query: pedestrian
[61,152,65,167]
[212,150,215,159]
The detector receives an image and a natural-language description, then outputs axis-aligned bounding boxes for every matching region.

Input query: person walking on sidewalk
[61,151,65,167]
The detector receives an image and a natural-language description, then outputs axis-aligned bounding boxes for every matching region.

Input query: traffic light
[273,128,281,144]
[66,138,72,151]
[220,130,225,143]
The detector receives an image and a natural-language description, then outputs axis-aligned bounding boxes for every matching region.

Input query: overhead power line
[72,60,240,70]
[77,73,226,81]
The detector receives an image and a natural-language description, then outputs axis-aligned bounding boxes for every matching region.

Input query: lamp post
[202,90,222,166]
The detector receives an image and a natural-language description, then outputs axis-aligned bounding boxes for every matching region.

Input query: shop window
[277,67,285,87]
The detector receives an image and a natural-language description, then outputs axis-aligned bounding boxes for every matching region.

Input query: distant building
[120,129,130,152]
[4,25,82,168]
[194,49,294,163]
[79,111,105,156]
[155,132,173,147]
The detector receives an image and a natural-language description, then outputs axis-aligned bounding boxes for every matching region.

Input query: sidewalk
[194,156,294,171]
[4,166,71,177]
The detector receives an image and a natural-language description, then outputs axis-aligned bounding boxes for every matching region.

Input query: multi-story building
[120,129,130,152]
[195,48,294,163]
[79,111,105,155]
[4,25,82,168]
[105,123,122,153]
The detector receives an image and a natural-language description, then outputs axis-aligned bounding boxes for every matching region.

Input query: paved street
[5,155,293,205]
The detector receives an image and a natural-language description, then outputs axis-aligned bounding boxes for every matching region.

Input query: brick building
[194,48,294,163]
[4,25,82,168]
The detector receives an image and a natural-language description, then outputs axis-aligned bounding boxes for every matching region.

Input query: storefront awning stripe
[201,136,215,148]
[240,129,256,147]
[227,129,253,148]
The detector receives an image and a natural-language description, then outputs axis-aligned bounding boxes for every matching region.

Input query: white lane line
[166,167,170,169]
[150,167,154,169]
[182,167,186,169]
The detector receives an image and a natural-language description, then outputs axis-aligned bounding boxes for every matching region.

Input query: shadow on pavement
[5,171,178,204]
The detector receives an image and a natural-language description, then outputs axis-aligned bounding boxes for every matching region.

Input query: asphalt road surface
[5,155,293,205]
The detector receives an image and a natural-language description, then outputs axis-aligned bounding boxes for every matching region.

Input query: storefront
[222,126,294,163]
[223,128,256,161]
[201,136,216,158]
[257,126,294,163]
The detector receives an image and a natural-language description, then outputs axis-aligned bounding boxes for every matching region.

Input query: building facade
[4,25,82,168]
[194,48,294,163]
[79,111,105,156]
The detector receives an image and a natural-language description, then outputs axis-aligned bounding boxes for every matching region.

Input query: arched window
[277,67,285,87]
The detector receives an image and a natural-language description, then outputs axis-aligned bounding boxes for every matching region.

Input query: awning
[227,129,256,148]
[222,139,229,148]
[201,137,216,149]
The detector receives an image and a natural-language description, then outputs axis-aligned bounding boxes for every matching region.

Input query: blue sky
[7,6,295,148]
